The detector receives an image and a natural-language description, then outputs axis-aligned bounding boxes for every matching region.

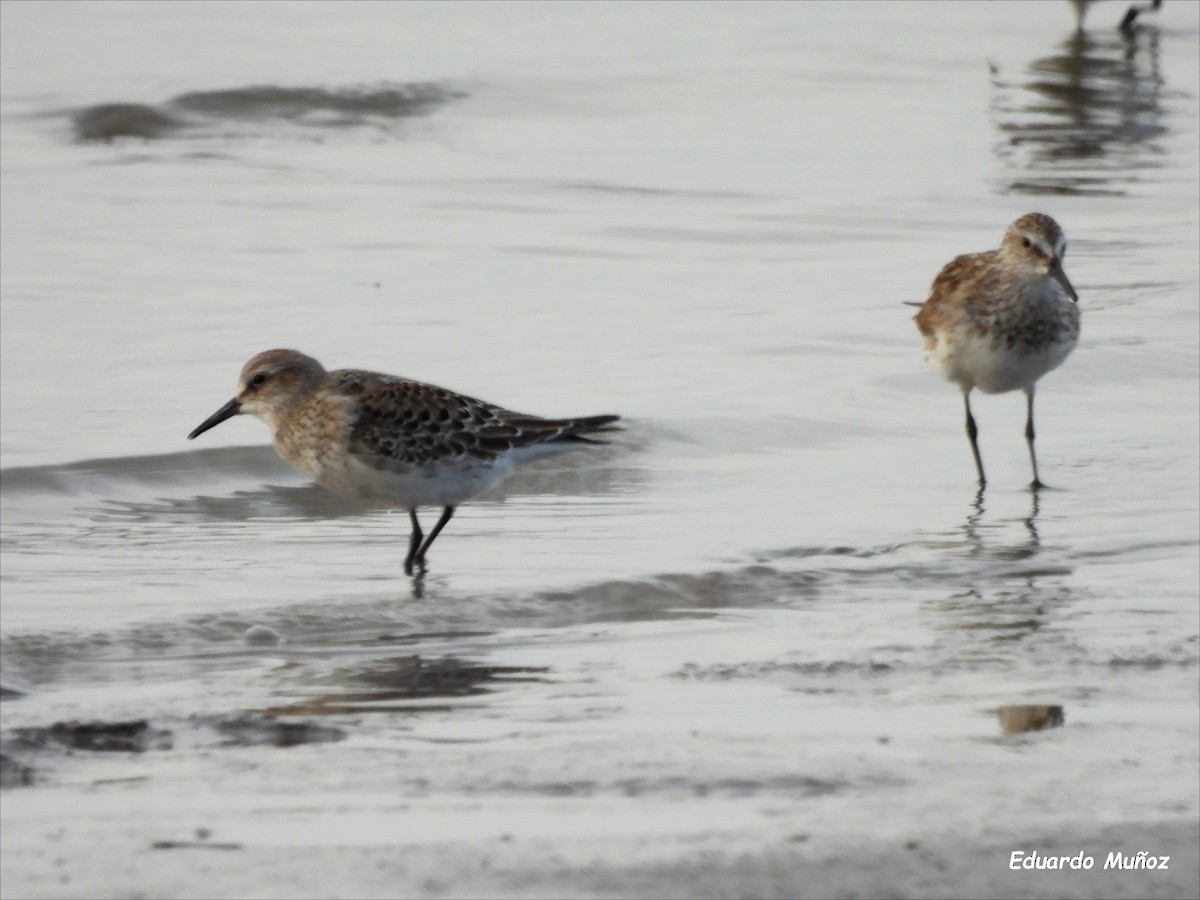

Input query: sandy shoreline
[1,799,1195,900]
[2,627,1196,900]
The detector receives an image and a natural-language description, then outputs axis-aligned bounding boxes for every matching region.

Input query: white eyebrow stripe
[1016,229,1056,257]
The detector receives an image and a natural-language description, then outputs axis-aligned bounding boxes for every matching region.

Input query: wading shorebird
[188,349,620,574]
[913,213,1080,490]
[1069,0,1162,32]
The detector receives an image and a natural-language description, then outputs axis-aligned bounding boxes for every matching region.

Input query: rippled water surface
[1,2,1197,897]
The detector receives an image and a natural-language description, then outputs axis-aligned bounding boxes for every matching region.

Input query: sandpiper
[188,349,620,574]
[1069,0,1162,32]
[913,213,1080,489]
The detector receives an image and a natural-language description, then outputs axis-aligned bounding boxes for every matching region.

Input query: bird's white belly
[924,328,1075,395]
[310,453,514,509]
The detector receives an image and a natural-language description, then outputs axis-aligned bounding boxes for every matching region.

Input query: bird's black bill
[1050,259,1078,303]
[188,398,242,439]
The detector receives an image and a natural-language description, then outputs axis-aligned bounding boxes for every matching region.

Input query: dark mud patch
[1,752,36,788]
[13,719,173,753]
[210,714,345,749]
[262,656,550,716]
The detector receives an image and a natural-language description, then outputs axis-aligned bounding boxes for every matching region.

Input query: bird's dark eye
[248,372,268,389]
[1022,238,1032,248]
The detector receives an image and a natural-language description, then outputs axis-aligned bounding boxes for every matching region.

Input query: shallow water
[1,2,1198,897]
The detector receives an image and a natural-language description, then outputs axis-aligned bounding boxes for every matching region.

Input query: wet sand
[1,772,1195,899]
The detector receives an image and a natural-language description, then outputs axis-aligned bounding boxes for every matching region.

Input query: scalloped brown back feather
[336,370,619,469]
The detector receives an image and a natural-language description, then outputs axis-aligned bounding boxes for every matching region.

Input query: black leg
[1025,388,1045,491]
[1121,0,1161,32]
[413,506,456,569]
[964,391,986,487]
[404,508,423,576]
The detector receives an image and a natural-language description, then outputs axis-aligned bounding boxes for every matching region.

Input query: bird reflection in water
[929,489,1071,662]
[962,485,1042,562]
[991,7,1166,197]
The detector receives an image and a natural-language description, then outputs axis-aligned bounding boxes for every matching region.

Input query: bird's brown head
[188,349,327,439]
[1000,212,1078,302]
